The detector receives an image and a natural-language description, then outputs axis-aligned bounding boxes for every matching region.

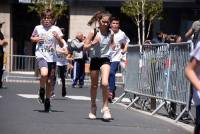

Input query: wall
[0,4,11,71]
[69,6,104,39]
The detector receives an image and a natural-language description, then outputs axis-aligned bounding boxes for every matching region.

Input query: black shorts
[90,57,110,71]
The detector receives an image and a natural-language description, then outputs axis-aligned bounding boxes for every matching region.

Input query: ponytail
[87,10,111,26]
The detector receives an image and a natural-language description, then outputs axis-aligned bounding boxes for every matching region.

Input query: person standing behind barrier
[151,32,167,43]
[152,32,182,44]
[30,9,64,112]
[0,21,8,88]
[84,11,114,120]
[108,17,130,103]
[69,32,85,88]
[54,39,68,97]
[185,41,200,134]
[185,20,200,48]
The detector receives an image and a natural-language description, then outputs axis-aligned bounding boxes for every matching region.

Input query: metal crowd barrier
[114,42,194,122]
[11,54,36,72]
[5,54,125,85]
[4,55,38,83]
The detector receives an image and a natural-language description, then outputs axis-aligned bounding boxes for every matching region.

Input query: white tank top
[90,29,113,58]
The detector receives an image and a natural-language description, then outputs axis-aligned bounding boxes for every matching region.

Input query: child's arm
[52,31,64,47]
[185,57,200,91]
[84,30,99,50]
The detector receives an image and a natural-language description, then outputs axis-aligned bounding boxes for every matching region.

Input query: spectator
[0,21,8,88]
[152,32,182,44]
[69,32,85,88]
[185,19,200,47]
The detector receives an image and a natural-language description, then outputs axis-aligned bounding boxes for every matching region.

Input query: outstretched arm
[185,27,194,40]
[52,31,64,48]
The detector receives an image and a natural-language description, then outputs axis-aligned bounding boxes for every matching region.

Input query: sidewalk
[0,82,193,134]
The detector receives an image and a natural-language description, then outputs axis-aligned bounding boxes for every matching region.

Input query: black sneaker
[112,91,115,99]
[0,82,2,88]
[38,88,45,104]
[108,91,113,103]
[62,87,67,97]
[44,98,50,112]
[72,84,76,88]
[79,85,83,88]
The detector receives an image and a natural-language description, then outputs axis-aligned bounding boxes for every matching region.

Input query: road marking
[113,97,132,103]
[0,95,2,98]
[17,94,38,98]
[17,94,94,101]
[16,94,129,102]
[65,95,93,101]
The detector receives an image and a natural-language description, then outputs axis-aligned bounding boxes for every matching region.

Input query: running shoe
[79,85,83,88]
[108,91,113,103]
[72,84,76,88]
[62,87,67,97]
[89,112,96,119]
[88,105,97,119]
[44,98,51,112]
[38,88,45,104]
[50,92,55,98]
[112,91,116,99]
[101,107,112,120]
[0,82,2,88]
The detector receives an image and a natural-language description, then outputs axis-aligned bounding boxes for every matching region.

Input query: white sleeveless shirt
[56,40,68,66]
[90,29,113,58]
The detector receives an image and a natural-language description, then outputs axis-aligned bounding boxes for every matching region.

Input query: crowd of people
[29,9,129,121]
[1,7,200,133]
[27,8,200,132]
[144,19,200,134]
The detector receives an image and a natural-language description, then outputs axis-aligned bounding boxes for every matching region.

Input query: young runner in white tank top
[84,11,115,120]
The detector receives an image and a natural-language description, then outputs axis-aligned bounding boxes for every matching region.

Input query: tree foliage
[121,0,163,45]
[28,0,68,19]
[121,0,142,24]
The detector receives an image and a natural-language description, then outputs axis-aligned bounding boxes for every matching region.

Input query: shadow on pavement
[33,109,65,113]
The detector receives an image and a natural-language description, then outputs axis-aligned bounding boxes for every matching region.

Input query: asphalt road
[0,82,193,134]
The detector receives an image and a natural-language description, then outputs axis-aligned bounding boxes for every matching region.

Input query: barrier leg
[151,101,166,115]
[175,107,195,123]
[113,92,126,104]
[126,96,140,109]
[188,111,195,123]
[175,107,186,122]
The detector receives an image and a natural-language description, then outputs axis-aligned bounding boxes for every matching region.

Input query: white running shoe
[88,112,96,119]
[89,105,97,119]
[101,107,112,120]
